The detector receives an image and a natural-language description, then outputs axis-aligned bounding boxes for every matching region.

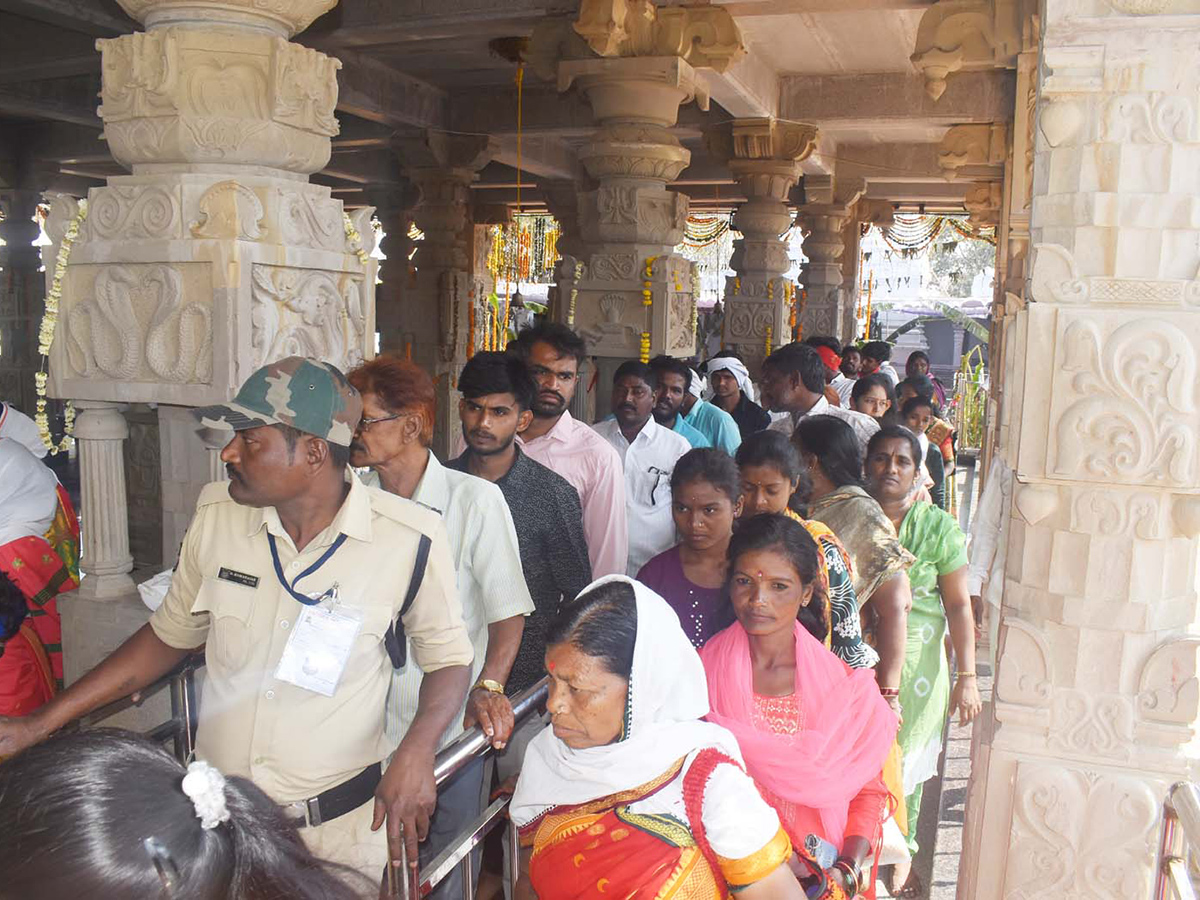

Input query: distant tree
[928,238,997,297]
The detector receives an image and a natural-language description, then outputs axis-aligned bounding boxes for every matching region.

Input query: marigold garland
[342,213,371,267]
[567,261,582,328]
[641,256,657,363]
[764,325,773,359]
[34,199,88,455]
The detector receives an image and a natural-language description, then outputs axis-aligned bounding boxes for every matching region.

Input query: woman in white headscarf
[704,355,772,441]
[511,576,807,899]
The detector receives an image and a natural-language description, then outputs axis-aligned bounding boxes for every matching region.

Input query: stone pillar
[73,401,135,599]
[370,187,418,355]
[42,0,375,604]
[396,133,495,456]
[796,210,850,340]
[537,0,744,364]
[957,4,1200,897]
[0,190,44,415]
[706,118,817,369]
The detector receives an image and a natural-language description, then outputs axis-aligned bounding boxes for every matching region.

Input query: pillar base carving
[73,401,136,601]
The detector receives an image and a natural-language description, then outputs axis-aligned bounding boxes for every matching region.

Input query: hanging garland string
[34,200,88,455]
[682,214,731,248]
[879,214,996,256]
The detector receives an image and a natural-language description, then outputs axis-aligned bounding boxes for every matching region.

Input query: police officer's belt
[284,762,382,828]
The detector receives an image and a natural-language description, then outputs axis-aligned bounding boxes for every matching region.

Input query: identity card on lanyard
[274,594,363,697]
[268,532,362,697]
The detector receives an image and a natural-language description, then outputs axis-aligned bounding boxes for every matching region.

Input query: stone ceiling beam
[781,69,1014,125]
[719,0,934,12]
[303,44,449,130]
[0,0,134,35]
[699,50,779,118]
[0,53,100,85]
[492,134,583,182]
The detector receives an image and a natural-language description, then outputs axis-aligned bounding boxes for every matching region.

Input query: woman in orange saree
[511,576,819,900]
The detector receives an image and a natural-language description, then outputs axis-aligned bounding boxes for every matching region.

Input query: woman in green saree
[863,424,982,897]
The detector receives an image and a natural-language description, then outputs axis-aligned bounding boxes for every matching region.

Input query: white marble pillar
[957,1,1200,896]
[707,118,817,369]
[72,401,135,599]
[532,0,745,363]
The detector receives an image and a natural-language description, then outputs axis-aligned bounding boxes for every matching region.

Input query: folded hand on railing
[463,689,515,750]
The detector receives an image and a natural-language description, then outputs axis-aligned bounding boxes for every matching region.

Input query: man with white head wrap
[680,367,741,454]
[704,355,772,441]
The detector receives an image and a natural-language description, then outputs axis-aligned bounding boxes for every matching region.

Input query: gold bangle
[472,678,505,695]
[957,672,978,678]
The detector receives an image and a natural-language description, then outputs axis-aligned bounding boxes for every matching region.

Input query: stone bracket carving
[192,181,266,240]
[939,123,1008,178]
[573,0,745,73]
[911,0,1022,100]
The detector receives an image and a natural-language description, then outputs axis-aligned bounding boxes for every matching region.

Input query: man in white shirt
[592,361,691,578]
[761,343,880,454]
[348,355,534,900]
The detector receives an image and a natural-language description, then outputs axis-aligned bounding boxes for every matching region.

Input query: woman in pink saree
[701,514,899,899]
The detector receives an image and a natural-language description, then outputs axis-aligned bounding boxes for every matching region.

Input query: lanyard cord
[268,532,348,606]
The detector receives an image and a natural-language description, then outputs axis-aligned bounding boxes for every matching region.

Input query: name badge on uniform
[218,567,259,589]
[274,600,363,697]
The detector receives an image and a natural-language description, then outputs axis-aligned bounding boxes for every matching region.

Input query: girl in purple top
[636,449,743,648]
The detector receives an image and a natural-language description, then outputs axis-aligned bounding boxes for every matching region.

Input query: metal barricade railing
[1157,782,1200,900]
[72,656,546,900]
[68,653,204,764]
[391,677,550,900]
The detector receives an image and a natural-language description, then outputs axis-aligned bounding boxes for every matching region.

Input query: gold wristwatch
[472,678,505,695]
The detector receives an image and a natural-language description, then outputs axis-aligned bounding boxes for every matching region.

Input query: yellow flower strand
[34,199,88,455]
[342,212,371,267]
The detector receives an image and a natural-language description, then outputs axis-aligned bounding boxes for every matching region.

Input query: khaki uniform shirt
[150,472,474,804]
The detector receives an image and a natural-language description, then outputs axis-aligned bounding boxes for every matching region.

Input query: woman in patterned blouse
[735,431,877,670]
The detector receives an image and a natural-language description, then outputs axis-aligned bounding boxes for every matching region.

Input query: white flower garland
[34,199,87,455]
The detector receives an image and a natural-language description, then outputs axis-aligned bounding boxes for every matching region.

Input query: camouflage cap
[194,357,362,447]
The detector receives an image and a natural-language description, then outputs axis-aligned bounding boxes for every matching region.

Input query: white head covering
[0,437,59,547]
[704,356,754,402]
[0,402,48,458]
[687,368,705,400]
[509,575,742,827]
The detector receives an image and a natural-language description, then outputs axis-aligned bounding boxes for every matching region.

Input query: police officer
[0,357,474,886]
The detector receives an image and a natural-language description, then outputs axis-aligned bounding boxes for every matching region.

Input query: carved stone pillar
[706,118,817,369]
[43,0,375,601]
[396,133,495,456]
[795,210,850,341]
[957,6,1200,898]
[73,401,135,599]
[369,187,418,355]
[535,1,745,363]
[0,190,44,415]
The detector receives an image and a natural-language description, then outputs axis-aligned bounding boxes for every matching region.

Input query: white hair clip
[181,760,231,830]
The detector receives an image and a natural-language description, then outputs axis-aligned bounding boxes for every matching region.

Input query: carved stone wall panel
[1003,761,1161,900]
[61,262,214,386]
[250,264,368,374]
[1045,309,1198,488]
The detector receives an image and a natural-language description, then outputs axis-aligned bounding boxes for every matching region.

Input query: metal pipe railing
[391,677,550,900]
[69,653,203,763]
[1157,782,1200,900]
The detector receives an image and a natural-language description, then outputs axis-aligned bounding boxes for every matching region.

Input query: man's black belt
[285,762,382,828]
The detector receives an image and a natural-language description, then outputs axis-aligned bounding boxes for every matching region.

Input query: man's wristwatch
[472,678,505,695]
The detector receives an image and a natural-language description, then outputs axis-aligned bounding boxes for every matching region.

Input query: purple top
[636,545,731,649]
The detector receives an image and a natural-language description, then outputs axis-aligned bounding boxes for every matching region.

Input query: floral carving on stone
[88,185,181,241]
[192,181,265,240]
[279,188,343,252]
[97,30,179,121]
[995,618,1053,708]
[1137,637,1200,728]
[271,38,340,138]
[591,254,638,281]
[251,265,366,372]
[1004,763,1160,900]
[1051,316,1197,486]
[1101,93,1198,144]
[1049,689,1135,761]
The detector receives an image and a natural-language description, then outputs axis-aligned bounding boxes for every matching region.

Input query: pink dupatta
[700,621,897,846]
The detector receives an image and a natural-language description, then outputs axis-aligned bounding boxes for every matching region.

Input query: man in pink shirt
[511,325,628,578]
